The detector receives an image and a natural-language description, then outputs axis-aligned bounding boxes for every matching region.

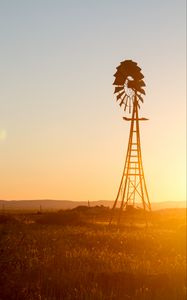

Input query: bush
[36,210,86,226]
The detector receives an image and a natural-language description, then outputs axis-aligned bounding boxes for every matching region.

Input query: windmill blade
[119,97,125,107]
[120,59,134,64]
[127,80,136,89]
[116,90,125,101]
[116,65,129,78]
[125,62,142,73]
[139,80,146,87]
[138,87,146,95]
[131,71,144,81]
[137,93,144,102]
[128,80,146,91]
[120,60,138,68]
[135,81,146,90]
[121,61,142,78]
[124,96,128,111]
[113,75,125,86]
[114,70,127,77]
[114,86,124,93]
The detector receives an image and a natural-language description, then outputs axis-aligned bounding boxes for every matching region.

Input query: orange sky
[0,1,186,202]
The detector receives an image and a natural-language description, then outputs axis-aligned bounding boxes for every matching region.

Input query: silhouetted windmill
[110,59,151,225]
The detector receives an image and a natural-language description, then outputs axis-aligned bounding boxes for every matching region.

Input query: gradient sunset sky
[0,0,186,202]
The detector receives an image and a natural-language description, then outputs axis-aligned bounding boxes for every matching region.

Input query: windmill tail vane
[110,59,151,225]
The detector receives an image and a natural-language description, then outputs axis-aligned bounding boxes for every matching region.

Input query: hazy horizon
[1,199,186,205]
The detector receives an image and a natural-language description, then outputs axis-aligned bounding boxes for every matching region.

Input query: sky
[0,0,186,202]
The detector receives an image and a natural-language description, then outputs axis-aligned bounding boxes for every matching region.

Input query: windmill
[109,59,151,225]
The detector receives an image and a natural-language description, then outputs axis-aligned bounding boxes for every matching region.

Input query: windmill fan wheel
[113,60,146,113]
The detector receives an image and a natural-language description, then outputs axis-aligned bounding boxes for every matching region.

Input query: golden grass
[0,208,186,300]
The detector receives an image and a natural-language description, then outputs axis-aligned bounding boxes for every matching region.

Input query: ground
[0,208,186,300]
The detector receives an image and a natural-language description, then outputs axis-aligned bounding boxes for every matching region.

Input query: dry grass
[0,208,186,300]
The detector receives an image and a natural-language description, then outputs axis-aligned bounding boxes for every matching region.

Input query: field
[0,207,186,300]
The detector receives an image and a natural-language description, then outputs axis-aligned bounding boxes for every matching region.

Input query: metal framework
[109,59,151,225]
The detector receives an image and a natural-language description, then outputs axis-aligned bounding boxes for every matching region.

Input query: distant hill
[0,199,186,211]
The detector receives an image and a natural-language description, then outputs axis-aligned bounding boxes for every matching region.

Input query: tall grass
[0,209,186,300]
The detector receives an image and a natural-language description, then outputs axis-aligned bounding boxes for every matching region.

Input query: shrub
[35,210,86,226]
